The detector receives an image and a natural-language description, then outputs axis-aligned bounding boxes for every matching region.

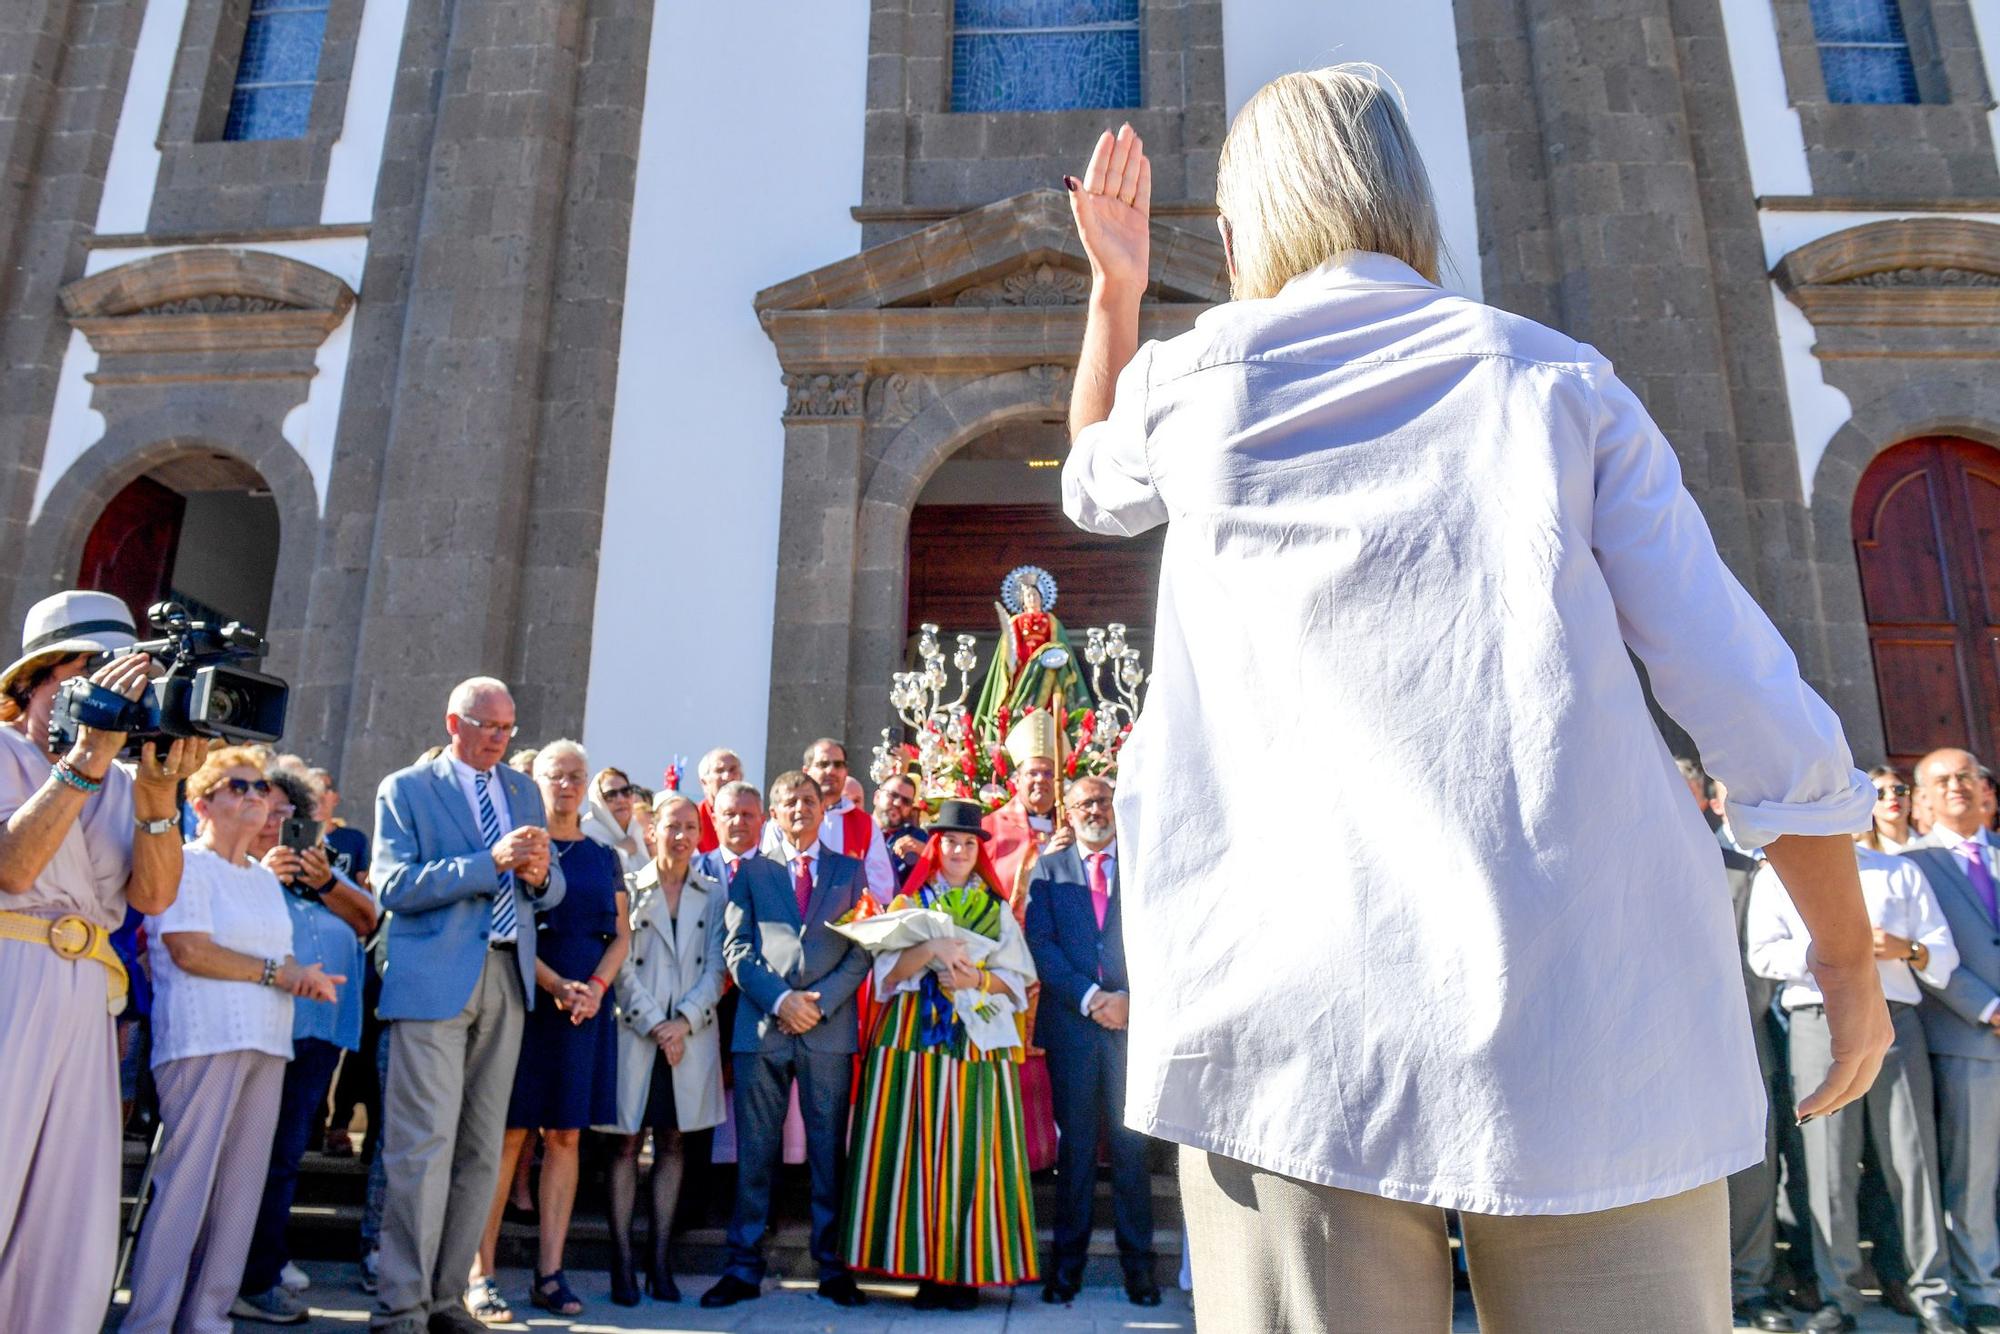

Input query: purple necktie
[1961,841,1999,927]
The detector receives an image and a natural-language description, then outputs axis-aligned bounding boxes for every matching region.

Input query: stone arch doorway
[78,451,281,634]
[907,413,1164,667]
[1851,436,2000,766]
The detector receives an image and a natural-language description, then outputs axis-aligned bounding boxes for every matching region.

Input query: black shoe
[1803,1305,1858,1334]
[943,1284,978,1311]
[1919,1308,1969,1334]
[1126,1275,1163,1307]
[1966,1305,2000,1334]
[1884,1281,1922,1318]
[1042,1280,1079,1305]
[425,1309,486,1334]
[608,1253,641,1308]
[699,1275,761,1308]
[1734,1295,1797,1332]
[818,1273,867,1307]
[646,1263,680,1304]
[912,1281,948,1310]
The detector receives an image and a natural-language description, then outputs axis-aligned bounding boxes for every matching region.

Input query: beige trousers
[1180,1146,1731,1333]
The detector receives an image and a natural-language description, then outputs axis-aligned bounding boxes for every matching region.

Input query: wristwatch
[134,815,177,836]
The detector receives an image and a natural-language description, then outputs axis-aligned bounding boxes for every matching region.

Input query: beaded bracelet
[260,958,280,988]
[51,758,103,794]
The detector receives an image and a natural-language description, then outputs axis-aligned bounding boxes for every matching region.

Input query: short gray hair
[447,675,511,716]
[1215,63,1442,300]
[715,779,761,809]
[535,738,587,772]
[699,747,741,778]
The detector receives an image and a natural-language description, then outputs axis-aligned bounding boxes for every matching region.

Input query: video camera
[47,601,289,757]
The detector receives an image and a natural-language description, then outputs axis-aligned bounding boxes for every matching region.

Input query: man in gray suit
[369,677,565,1334]
[702,770,870,1310]
[1909,747,2000,1334]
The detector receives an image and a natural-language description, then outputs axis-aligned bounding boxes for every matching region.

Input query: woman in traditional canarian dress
[841,798,1039,1310]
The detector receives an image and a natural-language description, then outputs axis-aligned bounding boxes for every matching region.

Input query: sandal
[532,1269,584,1316]
[465,1277,512,1324]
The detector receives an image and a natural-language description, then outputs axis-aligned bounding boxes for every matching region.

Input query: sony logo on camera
[47,601,289,757]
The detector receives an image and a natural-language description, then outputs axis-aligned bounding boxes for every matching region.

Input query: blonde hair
[187,744,271,802]
[1215,64,1442,300]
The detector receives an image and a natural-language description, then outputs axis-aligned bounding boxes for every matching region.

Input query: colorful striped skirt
[840,988,1039,1286]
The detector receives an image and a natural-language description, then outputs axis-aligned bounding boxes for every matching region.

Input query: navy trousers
[725,1047,851,1283]
[1046,1025,1155,1286]
[240,1037,345,1294]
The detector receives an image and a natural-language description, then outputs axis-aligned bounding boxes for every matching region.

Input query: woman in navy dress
[471,739,629,1319]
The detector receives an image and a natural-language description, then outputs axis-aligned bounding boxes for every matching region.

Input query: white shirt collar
[1280,250,1438,297]
[449,755,497,783]
[1081,838,1117,862]
[1936,823,1991,852]
[779,838,818,867]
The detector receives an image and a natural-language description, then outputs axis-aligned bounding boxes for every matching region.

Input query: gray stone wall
[859,0,1224,246]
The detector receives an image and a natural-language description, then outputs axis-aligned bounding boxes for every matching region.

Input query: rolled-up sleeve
[1894,860,1959,989]
[1064,342,1167,537]
[1581,345,1872,849]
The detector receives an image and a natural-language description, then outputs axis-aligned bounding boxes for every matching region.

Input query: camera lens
[205,683,248,727]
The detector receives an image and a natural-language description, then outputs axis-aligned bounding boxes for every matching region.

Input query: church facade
[1,0,1998,801]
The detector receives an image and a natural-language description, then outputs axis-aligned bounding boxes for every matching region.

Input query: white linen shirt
[147,846,295,1066]
[1746,847,1958,1007]
[1063,251,1874,1215]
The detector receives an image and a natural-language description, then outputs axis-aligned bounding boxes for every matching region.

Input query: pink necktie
[1088,852,1110,930]
[792,856,813,919]
[1962,841,1999,926]
[726,855,743,885]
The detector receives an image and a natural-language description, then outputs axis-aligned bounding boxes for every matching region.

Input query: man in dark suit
[702,770,870,1310]
[1024,774,1158,1306]
[1908,747,2000,1334]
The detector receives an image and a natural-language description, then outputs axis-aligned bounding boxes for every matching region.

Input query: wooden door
[78,476,185,628]
[1852,437,2000,765]
[906,502,1165,672]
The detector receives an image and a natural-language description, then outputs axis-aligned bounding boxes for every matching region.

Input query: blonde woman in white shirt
[124,748,341,1334]
[1063,65,1891,1330]
[1747,848,1960,1331]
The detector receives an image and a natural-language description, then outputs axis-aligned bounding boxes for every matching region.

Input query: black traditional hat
[923,798,991,840]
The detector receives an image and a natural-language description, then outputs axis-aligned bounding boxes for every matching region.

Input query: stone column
[335,0,591,789]
[764,370,868,780]
[0,0,144,625]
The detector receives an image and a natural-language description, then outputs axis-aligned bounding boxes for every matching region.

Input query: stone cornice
[1773,219,2000,350]
[761,304,1206,375]
[61,248,354,361]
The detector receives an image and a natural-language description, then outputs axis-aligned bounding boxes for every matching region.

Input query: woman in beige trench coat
[599,795,725,1304]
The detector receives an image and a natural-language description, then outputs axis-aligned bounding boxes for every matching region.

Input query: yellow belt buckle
[48,914,94,961]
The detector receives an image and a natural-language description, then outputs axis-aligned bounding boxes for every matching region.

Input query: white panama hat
[0,590,139,697]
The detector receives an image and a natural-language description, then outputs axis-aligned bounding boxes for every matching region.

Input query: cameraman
[0,591,208,1332]
[235,766,376,1321]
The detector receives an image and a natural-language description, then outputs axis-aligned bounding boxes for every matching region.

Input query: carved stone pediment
[935,260,1091,308]
[61,248,355,363]
[1773,220,2000,344]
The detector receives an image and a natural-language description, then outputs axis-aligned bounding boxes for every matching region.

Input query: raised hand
[1067,123,1151,295]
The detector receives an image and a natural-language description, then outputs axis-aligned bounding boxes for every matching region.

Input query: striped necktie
[475,770,517,940]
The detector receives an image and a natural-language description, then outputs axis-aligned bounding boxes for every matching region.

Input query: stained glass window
[1809,0,1920,104]
[951,0,1141,114]
[223,0,330,141]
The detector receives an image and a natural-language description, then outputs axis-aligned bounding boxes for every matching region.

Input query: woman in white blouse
[1062,67,1892,1330]
[124,747,340,1334]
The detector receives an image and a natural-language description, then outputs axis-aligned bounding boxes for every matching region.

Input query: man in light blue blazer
[1909,747,2000,1334]
[369,677,564,1334]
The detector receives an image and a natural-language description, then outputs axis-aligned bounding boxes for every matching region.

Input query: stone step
[119,1140,1186,1286]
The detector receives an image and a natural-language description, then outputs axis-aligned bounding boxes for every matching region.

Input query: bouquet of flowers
[829,887,1027,1051]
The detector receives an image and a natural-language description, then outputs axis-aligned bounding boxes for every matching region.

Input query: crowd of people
[0,592,1159,1334]
[1692,749,2000,1334]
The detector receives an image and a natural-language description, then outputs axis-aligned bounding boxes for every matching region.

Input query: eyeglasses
[599,783,635,800]
[1930,772,1982,790]
[453,714,518,739]
[546,774,588,787]
[1876,783,1911,798]
[1074,796,1113,810]
[222,778,273,797]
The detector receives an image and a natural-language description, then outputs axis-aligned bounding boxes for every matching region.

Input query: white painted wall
[34,237,368,520]
[95,0,189,234]
[322,0,409,224]
[581,6,871,791]
[1718,0,1813,197]
[1221,4,1483,299]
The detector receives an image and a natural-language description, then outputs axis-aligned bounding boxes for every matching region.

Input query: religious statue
[973,564,1088,737]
